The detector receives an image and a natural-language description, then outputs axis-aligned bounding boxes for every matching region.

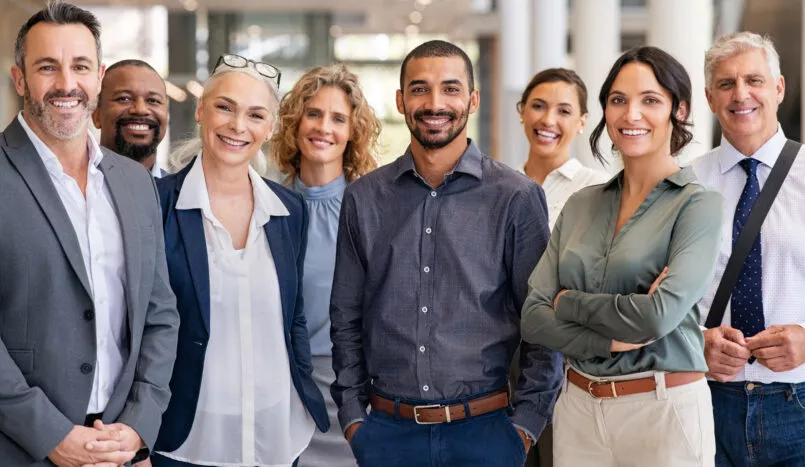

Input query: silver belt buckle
[413,404,450,424]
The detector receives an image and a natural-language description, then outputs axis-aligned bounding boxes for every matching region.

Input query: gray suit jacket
[0,117,180,465]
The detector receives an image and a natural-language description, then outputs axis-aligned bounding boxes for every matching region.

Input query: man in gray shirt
[330,40,561,466]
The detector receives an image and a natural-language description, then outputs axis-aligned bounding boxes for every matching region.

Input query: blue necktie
[731,158,765,338]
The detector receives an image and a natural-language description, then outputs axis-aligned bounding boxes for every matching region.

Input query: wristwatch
[131,446,150,463]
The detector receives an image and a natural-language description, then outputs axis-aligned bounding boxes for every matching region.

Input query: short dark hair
[14,1,101,72]
[399,40,474,91]
[517,68,588,115]
[590,46,693,165]
[106,59,159,75]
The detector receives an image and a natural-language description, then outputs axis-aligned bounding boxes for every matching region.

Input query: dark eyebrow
[407,79,429,88]
[31,56,94,67]
[217,95,268,112]
[530,97,575,108]
[441,79,464,87]
[111,90,166,99]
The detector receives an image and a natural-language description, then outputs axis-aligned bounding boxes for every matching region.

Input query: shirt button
[421,306,428,313]
[80,363,94,374]
[423,266,430,273]
[430,191,437,197]
[83,309,95,321]
[423,385,429,391]
[425,227,432,234]
[419,345,426,352]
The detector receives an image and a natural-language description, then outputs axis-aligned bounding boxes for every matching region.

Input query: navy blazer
[153,159,329,452]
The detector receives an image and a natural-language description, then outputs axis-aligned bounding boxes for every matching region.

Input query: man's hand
[704,325,751,382]
[48,426,132,467]
[746,325,805,372]
[345,422,362,445]
[90,420,144,453]
[516,428,532,453]
[648,267,669,296]
[133,458,153,467]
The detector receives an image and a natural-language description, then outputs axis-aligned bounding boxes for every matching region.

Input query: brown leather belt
[369,388,509,424]
[568,368,704,399]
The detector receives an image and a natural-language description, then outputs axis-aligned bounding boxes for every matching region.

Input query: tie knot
[739,158,760,176]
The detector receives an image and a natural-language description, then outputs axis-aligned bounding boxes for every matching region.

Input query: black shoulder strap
[705,139,801,328]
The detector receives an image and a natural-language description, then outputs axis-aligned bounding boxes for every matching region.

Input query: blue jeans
[349,408,527,467]
[151,453,299,467]
[710,381,805,467]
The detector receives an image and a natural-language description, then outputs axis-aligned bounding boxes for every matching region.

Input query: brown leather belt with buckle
[369,388,509,424]
[568,368,705,399]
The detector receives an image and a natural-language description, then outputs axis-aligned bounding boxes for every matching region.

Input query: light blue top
[293,174,347,356]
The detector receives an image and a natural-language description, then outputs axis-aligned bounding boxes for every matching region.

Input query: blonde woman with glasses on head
[145,54,329,467]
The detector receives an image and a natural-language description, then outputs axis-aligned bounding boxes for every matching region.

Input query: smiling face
[605,62,681,160]
[396,56,479,152]
[519,80,587,162]
[296,85,351,174]
[12,22,102,143]
[196,71,275,168]
[706,48,784,154]
[92,65,167,164]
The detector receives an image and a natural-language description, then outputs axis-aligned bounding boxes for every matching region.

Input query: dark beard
[113,119,161,163]
[407,106,469,150]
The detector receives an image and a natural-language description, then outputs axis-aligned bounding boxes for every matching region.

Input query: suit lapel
[2,119,92,297]
[265,217,294,327]
[177,208,211,333]
[98,154,141,340]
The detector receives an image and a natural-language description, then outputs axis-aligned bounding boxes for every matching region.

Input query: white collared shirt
[518,158,610,230]
[159,156,314,466]
[691,126,805,384]
[17,114,128,413]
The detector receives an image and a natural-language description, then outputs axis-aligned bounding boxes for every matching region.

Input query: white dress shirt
[691,126,805,384]
[159,156,314,466]
[17,114,128,414]
[518,157,610,230]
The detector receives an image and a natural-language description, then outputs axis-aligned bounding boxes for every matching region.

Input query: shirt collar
[717,125,786,174]
[555,158,584,180]
[393,138,484,181]
[17,112,104,177]
[177,155,289,226]
[602,165,697,190]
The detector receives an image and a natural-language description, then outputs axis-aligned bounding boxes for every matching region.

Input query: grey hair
[14,0,102,71]
[167,64,280,175]
[705,31,781,88]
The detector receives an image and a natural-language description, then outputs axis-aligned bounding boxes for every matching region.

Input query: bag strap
[704,139,801,328]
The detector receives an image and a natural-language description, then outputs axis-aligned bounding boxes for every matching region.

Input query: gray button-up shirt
[330,140,562,438]
[521,166,723,376]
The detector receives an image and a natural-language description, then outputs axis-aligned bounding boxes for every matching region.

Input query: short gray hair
[14,0,102,72]
[705,31,781,88]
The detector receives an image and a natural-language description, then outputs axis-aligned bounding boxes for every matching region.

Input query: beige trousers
[553,370,715,467]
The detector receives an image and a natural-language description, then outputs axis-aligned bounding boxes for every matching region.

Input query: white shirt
[17,114,128,413]
[159,157,314,466]
[691,127,805,384]
[518,158,610,230]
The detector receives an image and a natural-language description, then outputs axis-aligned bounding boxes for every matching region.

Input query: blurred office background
[1,0,802,170]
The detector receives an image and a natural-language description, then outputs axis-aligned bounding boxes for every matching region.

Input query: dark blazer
[153,158,329,452]
[0,117,179,465]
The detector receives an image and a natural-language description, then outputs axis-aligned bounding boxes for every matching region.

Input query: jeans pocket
[501,415,527,461]
[349,418,370,456]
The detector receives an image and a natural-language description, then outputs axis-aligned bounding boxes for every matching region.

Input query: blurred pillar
[532,0,568,73]
[572,0,620,171]
[307,12,334,67]
[648,0,714,164]
[208,12,237,71]
[477,35,496,157]
[167,11,198,147]
[498,0,532,168]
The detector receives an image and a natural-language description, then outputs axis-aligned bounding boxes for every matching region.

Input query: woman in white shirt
[517,68,610,229]
[146,54,329,467]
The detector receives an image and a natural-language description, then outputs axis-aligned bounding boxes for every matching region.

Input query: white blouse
[159,156,315,466]
[518,158,610,230]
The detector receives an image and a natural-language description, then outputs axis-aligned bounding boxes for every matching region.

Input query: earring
[578,129,584,135]
[519,118,524,124]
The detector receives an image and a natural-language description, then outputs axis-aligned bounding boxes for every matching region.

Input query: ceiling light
[409,11,423,24]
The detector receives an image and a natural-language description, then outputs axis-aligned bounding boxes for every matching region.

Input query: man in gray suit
[0,2,179,465]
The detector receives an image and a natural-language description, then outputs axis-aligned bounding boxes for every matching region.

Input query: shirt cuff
[554,290,578,322]
[509,407,547,444]
[337,399,368,433]
[512,423,536,444]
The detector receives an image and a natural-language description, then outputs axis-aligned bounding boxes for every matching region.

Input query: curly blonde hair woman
[275,65,381,467]
[272,65,380,184]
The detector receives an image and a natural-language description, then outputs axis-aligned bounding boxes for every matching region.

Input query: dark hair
[106,59,159,75]
[399,40,474,91]
[14,1,101,72]
[589,46,693,164]
[517,68,588,115]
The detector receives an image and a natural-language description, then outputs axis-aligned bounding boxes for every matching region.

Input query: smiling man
[93,59,168,176]
[330,40,562,466]
[0,2,178,466]
[692,32,805,466]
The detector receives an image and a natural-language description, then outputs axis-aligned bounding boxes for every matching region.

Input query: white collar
[176,156,289,227]
[518,157,584,180]
[717,125,786,174]
[17,112,104,176]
